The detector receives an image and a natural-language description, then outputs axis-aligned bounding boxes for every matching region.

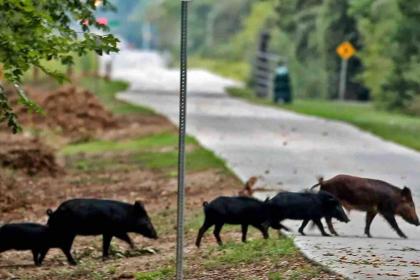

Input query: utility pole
[176,1,191,279]
[336,41,356,100]
[338,58,348,100]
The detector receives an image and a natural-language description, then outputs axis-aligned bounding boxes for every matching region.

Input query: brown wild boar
[238,176,281,197]
[311,174,420,238]
[238,176,258,197]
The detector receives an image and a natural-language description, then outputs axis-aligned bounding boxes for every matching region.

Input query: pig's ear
[134,200,145,209]
[401,187,412,198]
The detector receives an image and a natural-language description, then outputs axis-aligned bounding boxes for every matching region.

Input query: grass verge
[204,237,295,269]
[189,56,250,82]
[227,87,420,152]
[62,132,229,174]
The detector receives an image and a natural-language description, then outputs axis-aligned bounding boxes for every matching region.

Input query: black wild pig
[311,175,420,238]
[195,196,289,247]
[268,191,349,236]
[0,223,73,266]
[47,199,158,262]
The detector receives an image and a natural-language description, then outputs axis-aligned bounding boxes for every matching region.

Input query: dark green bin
[273,66,292,103]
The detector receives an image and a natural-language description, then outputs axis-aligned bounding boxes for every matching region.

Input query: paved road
[109,50,420,280]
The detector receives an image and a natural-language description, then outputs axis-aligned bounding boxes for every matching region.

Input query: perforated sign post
[176,0,191,279]
[336,41,356,100]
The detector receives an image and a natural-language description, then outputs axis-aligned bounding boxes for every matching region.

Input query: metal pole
[338,58,348,100]
[176,1,190,279]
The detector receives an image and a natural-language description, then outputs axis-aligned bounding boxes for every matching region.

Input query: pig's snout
[339,214,350,223]
[150,229,158,239]
[145,224,158,239]
[336,207,350,223]
[342,213,350,223]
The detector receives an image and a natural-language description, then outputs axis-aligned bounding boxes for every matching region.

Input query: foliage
[0,0,119,132]
[129,0,420,114]
[144,0,255,58]
[255,0,419,111]
[271,0,368,99]
[349,0,420,111]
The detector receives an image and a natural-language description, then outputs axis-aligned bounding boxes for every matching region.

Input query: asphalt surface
[107,50,420,280]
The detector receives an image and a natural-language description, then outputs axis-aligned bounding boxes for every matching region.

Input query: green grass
[62,132,229,174]
[79,77,155,115]
[61,133,191,155]
[189,56,250,82]
[204,237,296,269]
[135,267,175,280]
[134,147,227,172]
[227,87,420,151]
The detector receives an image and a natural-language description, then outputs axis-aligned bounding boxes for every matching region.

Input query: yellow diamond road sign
[336,41,356,60]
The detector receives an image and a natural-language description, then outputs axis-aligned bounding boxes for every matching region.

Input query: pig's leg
[276,223,290,232]
[102,234,113,259]
[213,223,223,246]
[298,220,309,236]
[61,236,77,265]
[364,211,377,238]
[195,220,213,248]
[115,233,134,249]
[38,248,49,265]
[313,219,330,236]
[382,212,407,238]
[241,224,248,242]
[325,217,339,236]
[62,248,77,265]
[252,224,269,239]
[32,249,40,266]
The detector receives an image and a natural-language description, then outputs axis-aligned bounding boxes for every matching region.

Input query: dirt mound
[4,85,117,141]
[0,173,29,213]
[0,135,62,176]
[41,86,117,139]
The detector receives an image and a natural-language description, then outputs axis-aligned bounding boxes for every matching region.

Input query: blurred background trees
[116,0,417,115]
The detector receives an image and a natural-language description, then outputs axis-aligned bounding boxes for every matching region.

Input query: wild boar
[47,199,158,263]
[311,175,420,238]
[0,223,73,266]
[268,191,349,236]
[195,196,289,247]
